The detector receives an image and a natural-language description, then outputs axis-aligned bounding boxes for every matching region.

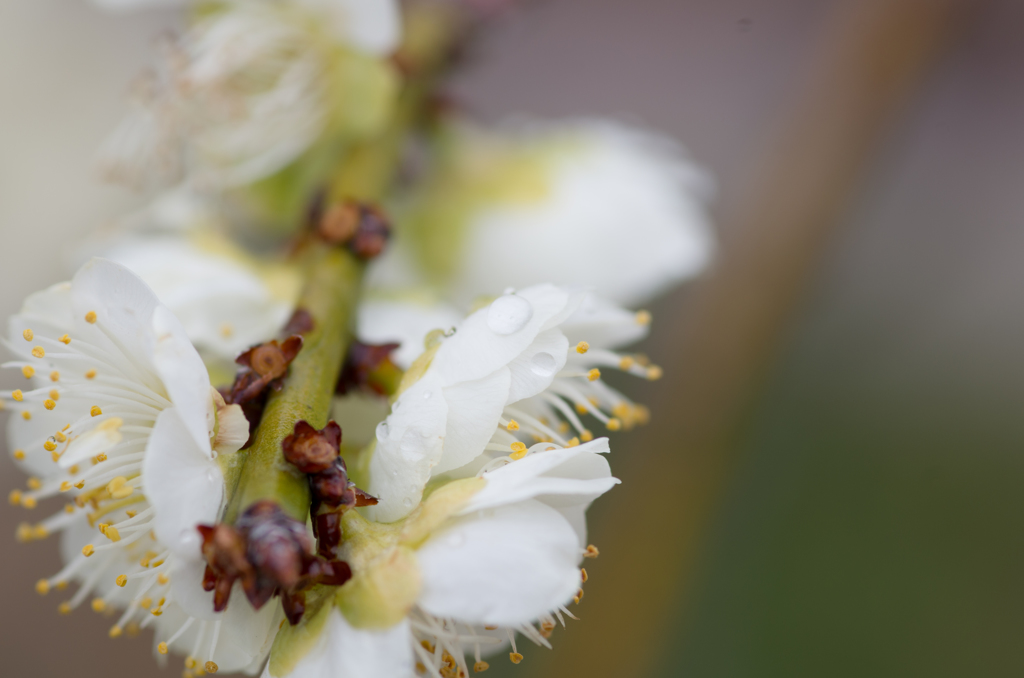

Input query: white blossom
[5,259,276,674]
[98,0,400,190]
[263,439,617,678]
[369,118,715,307]
[364,284,657,523]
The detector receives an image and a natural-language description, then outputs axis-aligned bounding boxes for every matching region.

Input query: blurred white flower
[98,0,399,190]
[369,118,715,307]
[5,259,276,673]
[364,284,657,523]
[264,439,617,678]
[90,0,401,55]
[95,232,301,367]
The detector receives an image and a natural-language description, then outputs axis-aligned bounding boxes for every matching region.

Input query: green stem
[226,244,362,523]
[225,4,461,525]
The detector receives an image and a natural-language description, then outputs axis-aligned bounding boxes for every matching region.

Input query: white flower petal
[462,439,618,514]
[417,500,582,626]
[265,610,414,678]
[561,293,649,350]
[366,373,448,523]
[434,367,511,475]
[214,398,250,454]
[151,305,216,451]
[429,284,572,385]
[143,408,224,561]
[504,328,568,405]
[70,258,162,370]
[169,554,220,621]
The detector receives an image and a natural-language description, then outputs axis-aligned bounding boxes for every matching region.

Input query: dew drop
[376,421,389,441]
[402,497,413,508]
[423,391,432,400]
[530,352,558,376]
[487,294,533,335]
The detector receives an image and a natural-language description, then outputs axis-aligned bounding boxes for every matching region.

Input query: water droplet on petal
[487,294,533,335]
[376,421,389,441]
[530,352,557,376]
[422,391,432,400]
[402,497,413,508]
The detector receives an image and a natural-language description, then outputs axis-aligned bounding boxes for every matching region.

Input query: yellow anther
[619,355,636,369]
[55,430,67,442]
[9,490,22,506]
[484,625,498,631]
[22,329,33,341]
[85,369,97,379]
[584,544,600,558]
[94,453,108,463]
[15,522,33,542]
[59,334,71,345]
[587,368,601,381]
[35,579,50,595]
[32,346,45,358]
[32,525,48,540]
[22,411,32,420]
[580,429,594,442]
[509,653,523,664]
[22,365,35,379]
[510,442,527,453]
[74,480,85,489]
[50,371,60,382]
[140,597,153,609]
[82,544,95,557]
[473,661,490,673]
[49,389,60,401]
[12,390,23,402]
[185,657,198,669]
[506,419,520,431]
[13,449,25,460]
[60,481,72,492]
[606,418,622,431]
[151,607,164,617]
[125,510,137,519]
[205,662,219,674]
[91,598,106,612]
[576,341,590,354]
[646,365,663,380]
[612,403,631,419]
[158,642,169,655]
[575,403,588,415]
[116,574,128,588]
[158,573,170,585]
[581,567,589,583]
[574,588,584,604]
[27,477,42,490]
[22,495,37,509]
[635,310,652,325]
[107,476,133,499]
[65,504,75,514]
[56,580,67,590]
[566,437,580,447]
[58,602,71,615]
[90,405,102,417]
[44,399,56,410]
[85,311,97,324]
[420,640,435,653]
[109,625,123,638]
[220,323,234,338]
[105,526,122,542]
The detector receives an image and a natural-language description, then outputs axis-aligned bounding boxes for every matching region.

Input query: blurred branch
[539,1,974,676]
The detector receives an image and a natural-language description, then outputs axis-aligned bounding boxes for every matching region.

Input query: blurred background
[3,0,1024,676]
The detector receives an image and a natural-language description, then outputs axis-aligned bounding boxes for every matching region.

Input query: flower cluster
[4,1,714,676]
